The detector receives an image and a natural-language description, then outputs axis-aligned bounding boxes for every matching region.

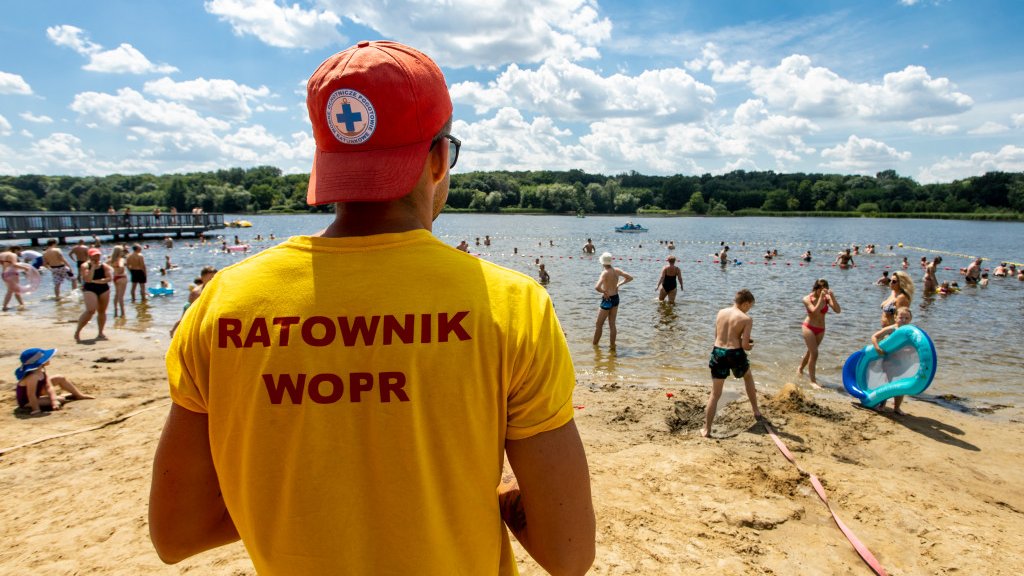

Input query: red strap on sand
[762,420,889,576]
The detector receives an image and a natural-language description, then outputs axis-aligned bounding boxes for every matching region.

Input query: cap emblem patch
[326,89,376,145]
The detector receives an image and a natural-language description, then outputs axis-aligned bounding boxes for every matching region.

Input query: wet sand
[1,313,1023,575]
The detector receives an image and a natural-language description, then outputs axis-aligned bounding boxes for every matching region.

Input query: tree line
[1,167,1021,218]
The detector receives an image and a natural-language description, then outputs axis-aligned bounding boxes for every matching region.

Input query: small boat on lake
[614,222,648,233]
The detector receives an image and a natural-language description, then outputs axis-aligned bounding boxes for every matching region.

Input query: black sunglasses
[430,134,461,169]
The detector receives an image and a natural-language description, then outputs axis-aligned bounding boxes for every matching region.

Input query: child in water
[1,251,35,311]
[537,263,550,285]
[870,306,913,415]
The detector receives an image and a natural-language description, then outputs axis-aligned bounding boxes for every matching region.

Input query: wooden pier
[0,211,226,246]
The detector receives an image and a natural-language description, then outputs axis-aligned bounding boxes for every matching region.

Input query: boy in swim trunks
[593,252,633,347]
[126,244,147,302]
[702,289,762,438]
[42,239,78,299]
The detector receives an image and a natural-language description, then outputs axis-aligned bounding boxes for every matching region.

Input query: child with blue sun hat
[15,348,93,415]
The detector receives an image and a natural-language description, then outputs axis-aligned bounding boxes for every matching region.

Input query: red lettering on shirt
[263,373,306,404]
[382,314,415,345]
[420,313,432,344]
[439,311,471,342]
[308,373,344,403]
[243,317,271,348]
[302,316,335,346]
[262,372,411,404]
[219,318,243,348]
[380,372,409,402]
[273,316,300,346]
[338,315,380,346]
[216,312,472,348]
[349,372,373,402]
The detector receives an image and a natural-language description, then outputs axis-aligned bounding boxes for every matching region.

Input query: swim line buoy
[842,325,937,408]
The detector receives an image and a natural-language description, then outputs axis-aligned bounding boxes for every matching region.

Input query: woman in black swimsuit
[75,248,113,341]
[656,256,683,303]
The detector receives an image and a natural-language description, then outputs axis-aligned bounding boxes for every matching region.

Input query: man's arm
[149,403,239,564]
[616,269,633,285]
[501,420,595,576]
[741,316,754,350]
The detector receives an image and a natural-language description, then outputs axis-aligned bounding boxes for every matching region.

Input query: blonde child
[871,306,913,415]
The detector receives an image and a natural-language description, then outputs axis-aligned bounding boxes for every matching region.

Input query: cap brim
[307,140,429,205]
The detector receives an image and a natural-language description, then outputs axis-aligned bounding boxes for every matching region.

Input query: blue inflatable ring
[842,325,937,408]
[148,285,174,297]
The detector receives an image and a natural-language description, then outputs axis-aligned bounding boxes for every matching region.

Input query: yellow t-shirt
[166,230,576,575]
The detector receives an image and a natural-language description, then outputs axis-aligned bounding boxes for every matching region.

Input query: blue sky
[0,0,1021,183]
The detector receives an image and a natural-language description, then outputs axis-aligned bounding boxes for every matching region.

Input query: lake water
[27,214,1024,420]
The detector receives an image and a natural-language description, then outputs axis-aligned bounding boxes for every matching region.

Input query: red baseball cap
[306,40,452,205]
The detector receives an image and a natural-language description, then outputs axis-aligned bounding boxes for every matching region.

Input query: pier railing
[0,211,226,245]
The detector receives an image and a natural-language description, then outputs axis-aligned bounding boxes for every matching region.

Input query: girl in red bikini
[798,278,841,388]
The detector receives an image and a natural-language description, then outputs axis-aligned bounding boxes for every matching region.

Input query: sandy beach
[2,312,1023,575]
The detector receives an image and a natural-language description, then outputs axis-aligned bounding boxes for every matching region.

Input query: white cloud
[685,43,751,83]
[143,77,272,120]
[821,135,911,173]
[968,121,1009,135]
[46,24,100,53]
[731,99,818,136]
[321,0,611,67]
[12,132,158,175]
[451,58,715,124]
[454,108,592,172]
[855,66,973,120]
[46,25,178,74]
[30,133,94,171]
[20,112,54,124]
[204,0,344,49]
[918,145,1024,183]
[909,119,958,135]
[1011,113,1024,128]
[724,99,819,169]
[690,46,972,122]
[0,71,32,95]
[71,88,231,134]
[61,86,314,174]
[0,114,11,136]
[85,44,178,74]
[749,57,971,121]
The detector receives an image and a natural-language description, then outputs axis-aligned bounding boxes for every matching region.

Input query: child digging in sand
[15,348,93,415]
[702,289,763,438]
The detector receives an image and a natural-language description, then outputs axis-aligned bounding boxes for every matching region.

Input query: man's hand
[498,461,526,540]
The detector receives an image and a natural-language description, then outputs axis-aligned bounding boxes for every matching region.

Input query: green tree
[762,189,789,211]
[166,178,189,211]
[613,190,639,214]
[685,191,708,214]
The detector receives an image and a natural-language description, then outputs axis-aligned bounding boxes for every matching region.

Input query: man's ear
[428,141,448,184]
